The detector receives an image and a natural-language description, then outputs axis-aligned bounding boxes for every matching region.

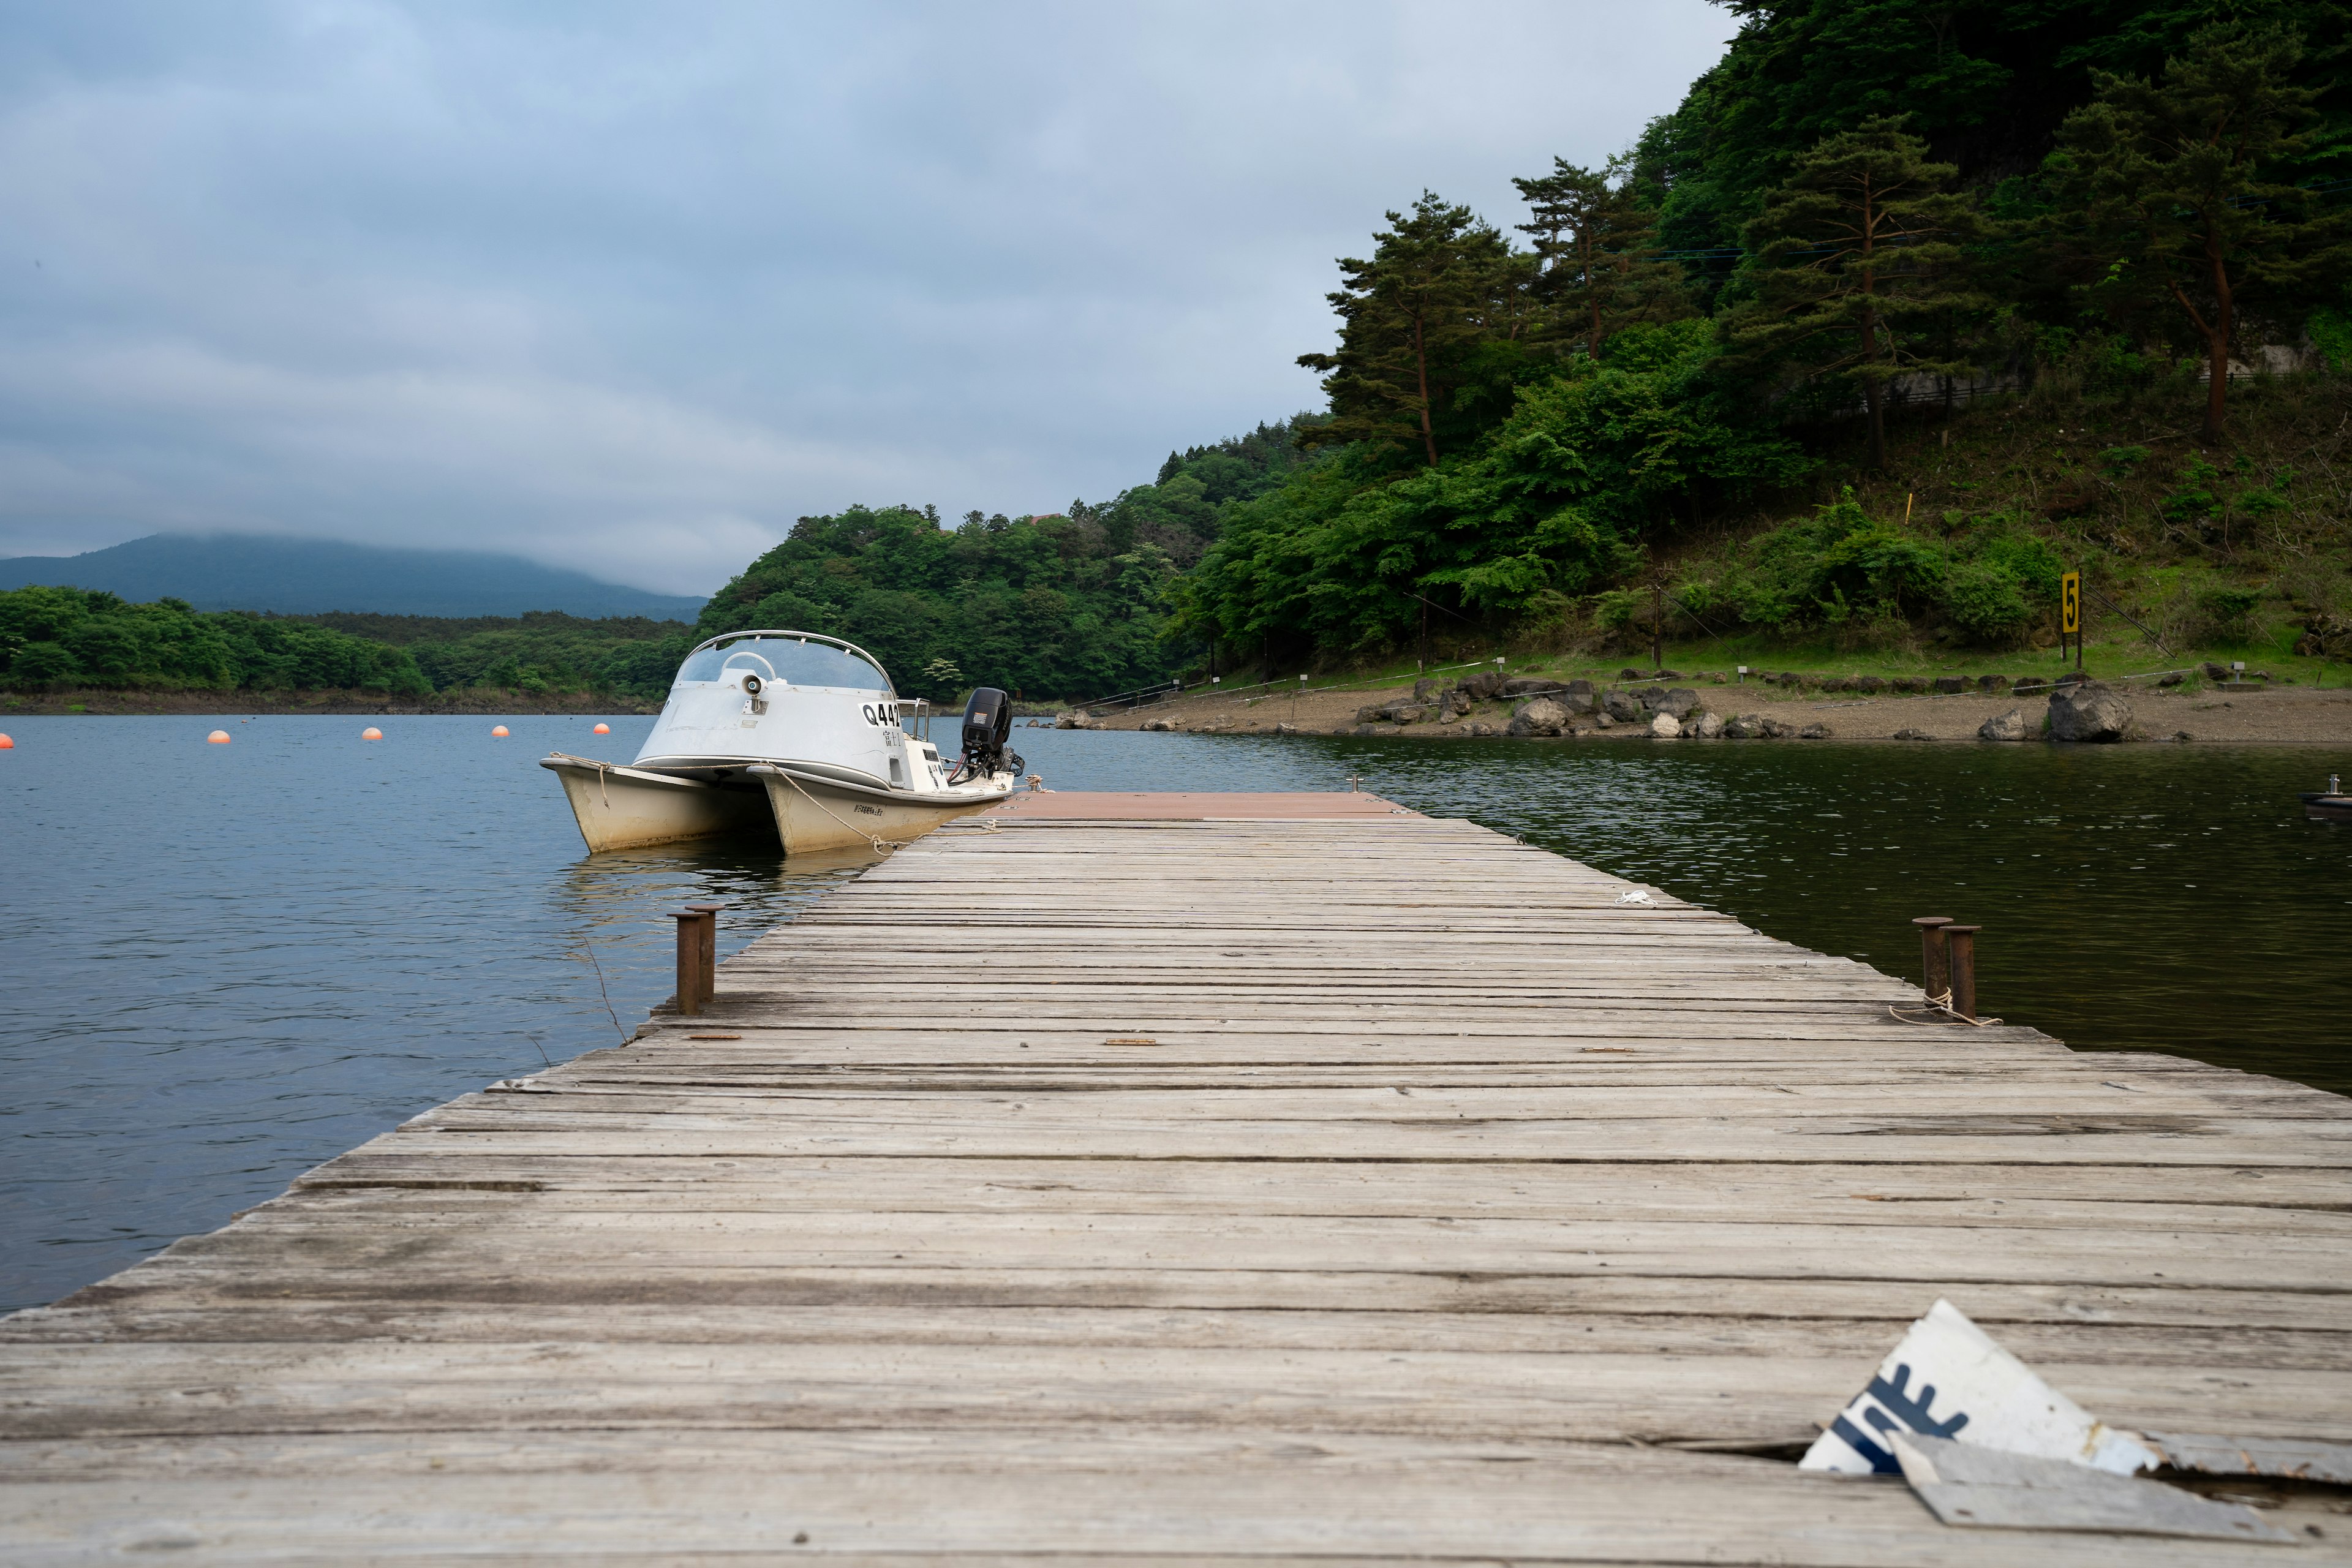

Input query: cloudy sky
[0,1,1737,594]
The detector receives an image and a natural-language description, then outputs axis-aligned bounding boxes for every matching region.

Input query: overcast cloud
[0,1,1737,594]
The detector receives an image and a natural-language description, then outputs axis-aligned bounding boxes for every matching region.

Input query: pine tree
[1724,115,1988,470]
[2048,23,2351,445]
[1513,155,1689,360]
[1297,193,1523,467]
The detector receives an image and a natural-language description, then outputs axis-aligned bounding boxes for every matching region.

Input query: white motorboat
[541,630,1023,854]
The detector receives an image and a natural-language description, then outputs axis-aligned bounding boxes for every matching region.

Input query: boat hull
[752,764,1011,853]
[542,757,773,852]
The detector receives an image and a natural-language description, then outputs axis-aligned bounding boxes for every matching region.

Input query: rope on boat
[773,766,897,856]
[547,751,614,809]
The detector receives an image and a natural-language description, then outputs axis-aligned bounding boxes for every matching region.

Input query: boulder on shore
[1656,687,1700,718]
[2048,680,2132,742]
[1649,710,1683,738]
[1461,669,1507,701]
[1683,710,1724,739]
[1602,690,1646,723]
[1722,713,1765,739]
[1978,707,2032,742]
[1759,717,1798,739]
[1507,696,1571,737]
[1797,722,1831,739]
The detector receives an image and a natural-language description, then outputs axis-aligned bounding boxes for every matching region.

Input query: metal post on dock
[1943,925,1981,1022]
[671,904,720,1016]
[1912,916,1953,1004]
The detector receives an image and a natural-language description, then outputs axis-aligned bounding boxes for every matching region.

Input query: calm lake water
[2,714,2347,1313]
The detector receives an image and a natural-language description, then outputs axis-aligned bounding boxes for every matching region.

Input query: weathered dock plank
[4,797,2348,1562]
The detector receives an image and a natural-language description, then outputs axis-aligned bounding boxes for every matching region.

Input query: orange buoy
[593,722,610,734]
[0,733,13,748]
[207,729,232,744]
[361,727,383,741]
[491,725,510,737]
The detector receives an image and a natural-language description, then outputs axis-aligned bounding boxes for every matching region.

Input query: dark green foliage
[695,504,1180,702]
[1297,194,1537,467]
[1513,156,1692,359]
[1099,417,1327,564]
[1639,2,2351,258]
[1174,322,1807,657]
[2048,23,2352,442]
[1164,4,2351,671]
[1668,492,2062,647]
[308,612,698,700]
[1723,116,1990,469]
[0,586,431,695]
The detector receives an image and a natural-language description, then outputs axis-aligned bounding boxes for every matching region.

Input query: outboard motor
[956,687,1022,780]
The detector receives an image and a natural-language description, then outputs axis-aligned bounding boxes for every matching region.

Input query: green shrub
[2311,307,2352,372]
[1942,560,2035,641]
[2196,584,2266,639]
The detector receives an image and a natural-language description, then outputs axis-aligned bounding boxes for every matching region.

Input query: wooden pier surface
[6,796,2351,1562]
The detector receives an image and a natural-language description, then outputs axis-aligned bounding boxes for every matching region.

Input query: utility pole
[1419,600,1429,673]
[1651,580,1665,672]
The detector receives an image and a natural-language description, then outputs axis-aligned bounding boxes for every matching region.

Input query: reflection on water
[2,715,2346,1312]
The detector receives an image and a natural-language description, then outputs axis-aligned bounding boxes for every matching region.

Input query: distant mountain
[0,533,707,620]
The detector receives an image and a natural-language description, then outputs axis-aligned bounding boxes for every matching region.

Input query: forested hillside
[0,587,433,697]
[1177,2,2352,674]
[689,419,1326,700]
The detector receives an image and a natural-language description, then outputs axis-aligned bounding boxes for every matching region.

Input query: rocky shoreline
[1057,666,2352,747]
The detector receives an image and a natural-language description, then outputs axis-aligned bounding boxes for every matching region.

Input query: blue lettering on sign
[1829,1363,1972,1474]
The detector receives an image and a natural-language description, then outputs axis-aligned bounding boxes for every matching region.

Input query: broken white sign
[1799,1299,2163,1477]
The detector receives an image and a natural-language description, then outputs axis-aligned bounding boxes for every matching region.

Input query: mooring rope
[772,766,897,855]
[1888,989,2002,1027]
[546,751,614,808]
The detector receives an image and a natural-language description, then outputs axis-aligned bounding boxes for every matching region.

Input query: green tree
[1297,193,1529,467]
[1513,156,1689,360]
[2048,23,2351,443]
[1173,322,1807,659]
[1724,115,1989,469]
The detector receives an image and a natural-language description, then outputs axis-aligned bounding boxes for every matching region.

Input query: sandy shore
[1066,678,2352,746]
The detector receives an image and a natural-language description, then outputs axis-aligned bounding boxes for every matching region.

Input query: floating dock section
[5,793,2350,1561]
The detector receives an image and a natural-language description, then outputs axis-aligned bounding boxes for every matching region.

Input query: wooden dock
[6,793,2351,1562]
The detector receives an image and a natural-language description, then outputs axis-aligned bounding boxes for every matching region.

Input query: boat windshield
[673,636,891,693]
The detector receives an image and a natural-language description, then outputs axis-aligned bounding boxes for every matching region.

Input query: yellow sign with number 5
[2061,571,2081,635]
